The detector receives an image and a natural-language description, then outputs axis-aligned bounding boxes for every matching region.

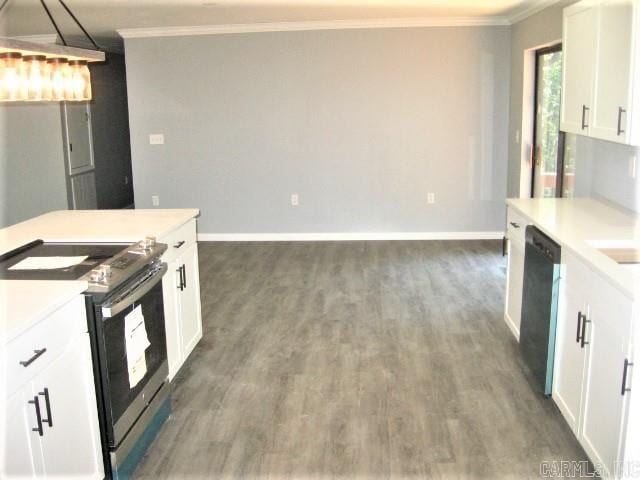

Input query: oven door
[94,264,168,448]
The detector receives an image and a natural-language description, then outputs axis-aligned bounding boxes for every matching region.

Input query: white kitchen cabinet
[504,207,529,340]
[561,0,640,145]
[3,388,42,478]
[581,278,633,479]
[0,296,104,480]
[553,250,635,479]
[505,239,525,340]
[35,335,104,478]
[591,0,635,142]
[159,218,203,380]
[561,2,598,136]
[178,243,203,359]
[553,252,591,435]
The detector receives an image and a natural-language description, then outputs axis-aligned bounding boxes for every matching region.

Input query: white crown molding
[117,16,510,39]
[197,231,504,242]
[507,0,564,24]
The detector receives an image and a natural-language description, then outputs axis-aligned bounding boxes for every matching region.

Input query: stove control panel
[85,237,167,292]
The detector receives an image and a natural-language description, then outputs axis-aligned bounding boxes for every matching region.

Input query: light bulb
[47,58,70,101]
[68,60,91,101]
[23,55,47,101]
[0,53,24,101]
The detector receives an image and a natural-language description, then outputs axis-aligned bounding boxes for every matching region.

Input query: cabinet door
[35,335,104,479]
[553,257,588,435]
[561,3,598,135]
[0,387,44,478]
[581,279,633,479]
[504,238,525,340]
[163,258,183,380]
[591,0,634,143]
[179,243,203,359]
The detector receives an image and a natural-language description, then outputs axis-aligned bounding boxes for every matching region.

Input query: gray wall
[90,53,135,209]
[125,27,511,234]
[0,104,68,227]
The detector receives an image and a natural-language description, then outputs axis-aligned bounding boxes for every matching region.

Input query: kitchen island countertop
[0,208,199,344]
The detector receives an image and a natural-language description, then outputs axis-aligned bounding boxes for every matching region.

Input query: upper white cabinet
[561,2,598,136]
[561,0,640,145]
[159,218,203,380]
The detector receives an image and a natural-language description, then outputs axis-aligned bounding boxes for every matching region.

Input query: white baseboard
[197,231,504,242]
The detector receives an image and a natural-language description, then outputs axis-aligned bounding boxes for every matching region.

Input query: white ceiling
[0,0,557,42]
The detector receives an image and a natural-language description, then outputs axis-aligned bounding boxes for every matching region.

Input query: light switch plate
[149,134,165,145]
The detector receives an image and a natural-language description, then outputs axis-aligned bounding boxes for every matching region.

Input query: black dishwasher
[520,226,562,396]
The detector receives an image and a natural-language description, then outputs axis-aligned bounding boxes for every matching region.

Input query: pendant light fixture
[0,0,105,102]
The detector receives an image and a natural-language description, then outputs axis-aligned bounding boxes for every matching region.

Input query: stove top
[0,238,167,294]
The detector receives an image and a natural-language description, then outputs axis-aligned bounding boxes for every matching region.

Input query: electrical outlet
[630,155,637,179]
[427,193,436,204]
[291,194,299,206]
[515,130,520,144]
[152,195,160,207]
[149,134,165,145]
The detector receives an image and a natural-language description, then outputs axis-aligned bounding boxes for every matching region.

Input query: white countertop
[0,208,200,256]
[507,197,640,300]
[0,208,200,345]
[0,280,88,346]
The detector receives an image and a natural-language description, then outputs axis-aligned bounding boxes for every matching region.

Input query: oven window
[98,281,167,435]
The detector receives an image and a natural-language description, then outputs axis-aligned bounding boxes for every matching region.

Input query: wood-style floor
[134,241,588,479]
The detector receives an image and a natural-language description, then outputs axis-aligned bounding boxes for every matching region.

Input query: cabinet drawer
[2,296,86,397]
[160,219,197,264]
[506,208,529,245]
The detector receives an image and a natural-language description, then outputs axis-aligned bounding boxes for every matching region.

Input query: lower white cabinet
[159,218,203,380]
[505,238,525,339]
[1,297,104,479]
[553,251,635,479]
[504,207,529,340]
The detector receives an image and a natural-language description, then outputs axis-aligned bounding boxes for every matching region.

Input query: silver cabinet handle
[173,241,185,249]
[509,222,520,229]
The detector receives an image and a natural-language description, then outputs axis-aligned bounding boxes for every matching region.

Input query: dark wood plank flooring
[134,241,587,479]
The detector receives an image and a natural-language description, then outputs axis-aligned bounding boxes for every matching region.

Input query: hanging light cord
[39,0,101,51]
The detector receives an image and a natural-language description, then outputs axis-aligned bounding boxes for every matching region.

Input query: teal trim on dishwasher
[545,264,562,395]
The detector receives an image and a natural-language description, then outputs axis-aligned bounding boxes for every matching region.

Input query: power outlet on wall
[291,194,299,206]
[427,193,436,204]
[152,195,160,207]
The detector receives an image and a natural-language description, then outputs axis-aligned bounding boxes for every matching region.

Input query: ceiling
[0,0,557,44]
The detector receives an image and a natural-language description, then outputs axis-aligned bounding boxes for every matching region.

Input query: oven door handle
[101,263,168,318]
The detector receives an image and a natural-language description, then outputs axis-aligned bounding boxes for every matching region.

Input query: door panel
[1,387,43,478]
[505,239,525,339]
[164,259,183,380]
[581,280,633,478]
[553,259,587,434]
[180,244,203,358]
[561,5,597,135]
[36,335,103,478]
[592,0,634,143]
